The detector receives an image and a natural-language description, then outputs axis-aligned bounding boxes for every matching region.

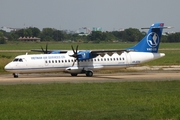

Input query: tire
[86,71,93,77]
[71,73,78,76]
[13,73,18,78]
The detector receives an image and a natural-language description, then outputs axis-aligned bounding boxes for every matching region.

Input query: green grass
[0,41,134,50]
[160,42,180,48]
[0,81,180,120]
[0,42,180,50]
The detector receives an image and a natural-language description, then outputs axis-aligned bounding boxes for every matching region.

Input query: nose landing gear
[13,73,18,78]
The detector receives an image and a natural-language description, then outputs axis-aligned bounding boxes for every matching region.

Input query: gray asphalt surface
[0,71,180,85]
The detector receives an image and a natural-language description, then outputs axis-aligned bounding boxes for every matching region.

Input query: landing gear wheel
[13,73,18,78]
[86,71,93,77]
[71,73,78,76]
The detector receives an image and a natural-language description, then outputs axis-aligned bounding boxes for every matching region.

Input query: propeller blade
[41,46,45,53]
[77,60,79,67]
[45,44,48,54]
[75,45,78,54]
[40,43,49,54]
[71,45,80,67]
[72,59,75,66]
[71,45,75,54]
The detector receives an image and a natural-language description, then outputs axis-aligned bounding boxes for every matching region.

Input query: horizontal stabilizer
[141,26,173,29]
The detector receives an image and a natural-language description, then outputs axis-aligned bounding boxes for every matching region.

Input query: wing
[90,49,129,54]
[90,49,132,56]
[31,49,68,54]
[77,49,132,58]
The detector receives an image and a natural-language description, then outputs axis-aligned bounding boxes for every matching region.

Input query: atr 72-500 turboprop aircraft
[5,23,170,78]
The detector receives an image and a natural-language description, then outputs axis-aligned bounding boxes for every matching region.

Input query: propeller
[70,45,80,66]
[41,43,49,54]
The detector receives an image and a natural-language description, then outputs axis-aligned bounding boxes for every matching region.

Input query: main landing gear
[70,70,93,77]
[13,73,18,78]
[86,70,93,77]
[71,73,78,76]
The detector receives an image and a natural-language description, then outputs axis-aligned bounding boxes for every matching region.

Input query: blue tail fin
[127,23,164,53]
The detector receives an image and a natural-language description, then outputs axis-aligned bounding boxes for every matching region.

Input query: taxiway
[0,71,180,85]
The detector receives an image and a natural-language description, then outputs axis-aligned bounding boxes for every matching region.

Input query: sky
[1,0,180,32]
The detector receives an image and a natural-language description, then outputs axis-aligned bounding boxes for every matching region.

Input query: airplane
[4,23,170,78]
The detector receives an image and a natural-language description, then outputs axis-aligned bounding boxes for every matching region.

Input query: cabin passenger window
[55,60,57,63]
[58,60,60,63]
[49,60,51,63]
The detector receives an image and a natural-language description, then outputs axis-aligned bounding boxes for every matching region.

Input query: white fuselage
[5,51,165,74]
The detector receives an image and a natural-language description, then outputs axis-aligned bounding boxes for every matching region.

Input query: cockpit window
[19,59,23,62]
[13,58,19,62]
[13,58,23,62]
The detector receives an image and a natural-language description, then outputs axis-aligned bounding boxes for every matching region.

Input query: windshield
[13,58,23,62]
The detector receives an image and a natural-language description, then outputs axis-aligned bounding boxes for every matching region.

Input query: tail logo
[147,32,159,48]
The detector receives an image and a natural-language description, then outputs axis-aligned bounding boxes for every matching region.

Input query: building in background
[92,27,102,32]
[19,37,41,42]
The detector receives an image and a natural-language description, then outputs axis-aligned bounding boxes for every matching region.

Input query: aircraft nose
[4,63,11,71]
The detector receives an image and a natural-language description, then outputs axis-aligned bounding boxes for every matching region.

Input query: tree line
[0,27,180,44]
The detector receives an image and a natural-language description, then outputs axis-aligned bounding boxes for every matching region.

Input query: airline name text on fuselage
[31,55,66,60]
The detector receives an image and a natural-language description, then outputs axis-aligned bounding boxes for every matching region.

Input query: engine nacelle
[77,50,98,60]
[65,67,84,73]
